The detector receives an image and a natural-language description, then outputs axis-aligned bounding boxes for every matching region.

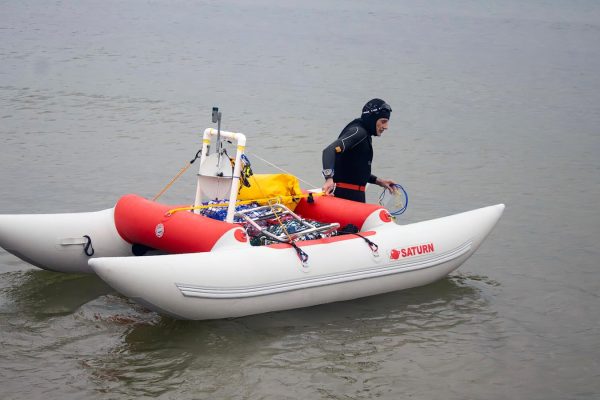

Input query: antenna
[211,106,221,124]
[212,107,223,167]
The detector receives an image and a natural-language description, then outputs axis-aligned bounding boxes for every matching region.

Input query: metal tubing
[193,128,247,222]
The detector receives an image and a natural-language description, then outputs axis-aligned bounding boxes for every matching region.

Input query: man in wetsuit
[321,98,396,202]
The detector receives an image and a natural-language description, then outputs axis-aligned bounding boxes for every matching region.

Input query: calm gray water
[1,1,599,398]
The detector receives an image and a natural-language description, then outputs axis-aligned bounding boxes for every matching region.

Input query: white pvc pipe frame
[194,128,247,223]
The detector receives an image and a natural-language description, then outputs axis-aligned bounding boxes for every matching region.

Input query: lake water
[1,1,599,398]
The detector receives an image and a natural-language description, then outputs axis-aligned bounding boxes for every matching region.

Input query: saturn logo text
[390,243,435,260]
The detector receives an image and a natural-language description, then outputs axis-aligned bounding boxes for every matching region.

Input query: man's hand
[322,178,335,195]
[375,178,397,193]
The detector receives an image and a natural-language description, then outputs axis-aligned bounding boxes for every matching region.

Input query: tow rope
[152,149,202,201]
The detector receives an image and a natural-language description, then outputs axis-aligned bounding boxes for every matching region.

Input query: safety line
[247,151,319,189]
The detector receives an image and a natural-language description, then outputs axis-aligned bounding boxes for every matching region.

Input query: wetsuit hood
[360,98,392,136]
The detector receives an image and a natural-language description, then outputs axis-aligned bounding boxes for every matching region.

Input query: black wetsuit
[322,118,378,203]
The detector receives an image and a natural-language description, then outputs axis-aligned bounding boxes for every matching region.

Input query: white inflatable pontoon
[0,123,504,320]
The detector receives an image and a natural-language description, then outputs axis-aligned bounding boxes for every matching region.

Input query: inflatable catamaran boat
[0,117,504,320]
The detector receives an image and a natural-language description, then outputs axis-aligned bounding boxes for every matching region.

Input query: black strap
[290,242,309,263]
[189,149,202,164]
[352,233,379,253]
[83,235,95,257]
[258,234,309,264]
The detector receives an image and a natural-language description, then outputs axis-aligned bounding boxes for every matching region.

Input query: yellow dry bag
[238,174,303,210]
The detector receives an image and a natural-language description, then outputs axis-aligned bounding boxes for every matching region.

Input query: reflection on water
[77,275,496,398]
[0,230,499,398]
[1,270,112,317]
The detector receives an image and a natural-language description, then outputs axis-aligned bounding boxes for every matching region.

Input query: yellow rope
[252,177,293,241]
[164,192,323,216]
[152,162,194,201]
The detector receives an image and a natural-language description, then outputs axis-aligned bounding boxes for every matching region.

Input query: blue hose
[378,183,408,216]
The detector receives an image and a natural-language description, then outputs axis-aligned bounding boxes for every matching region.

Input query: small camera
[212,107,219,123]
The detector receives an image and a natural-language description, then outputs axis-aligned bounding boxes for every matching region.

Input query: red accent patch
[379,209,392,223]
[234,229,247,242]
